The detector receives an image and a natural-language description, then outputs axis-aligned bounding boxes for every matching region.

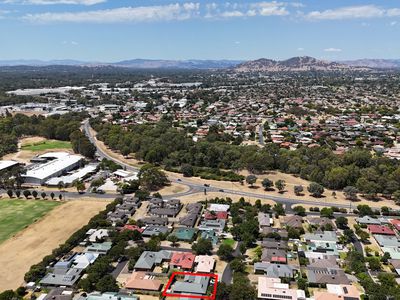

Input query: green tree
[41,192,46,199]
[167,235,179,247]
[262,178,273,190]
[308,182,324,197]
[50,192,55,200]
[335,216,348,229]
[95,275,119,293]
[181,164,194,177]
[246,175,257,187]
[139,164,170,191]
[15,190,21,198]
[343,186,358,201]
[229,258,246,273]
[293,206,306,216]
[6,189,13,198]
[74,180,85,194]
[22,190,31,199]
[32,190,38,199]
[294,185,304,196]
[217,244,234,261]
[320,207,334,218]
[275,180,286,193]
[192,238,213,255]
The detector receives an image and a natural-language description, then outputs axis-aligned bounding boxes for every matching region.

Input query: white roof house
[195,255,215,273]
[209,204,230,212]
[73,252,99,269]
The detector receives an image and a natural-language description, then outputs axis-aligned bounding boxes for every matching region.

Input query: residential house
[86,229,109,243]
[134,250,172,271]
[124,271,163,291]
[171,228,197,241]
[204,211,228,220]
[208,204,230,212]
[171,275,210,296]
[258,213,272,229]
[140,217,168,226]
[141,225,170,237]
[281,215,303,229]
[312,284,361,300]
[198,219,226,234]
[367,225,396,236]
[307,267,350,285]
[261,239,288,250]
[356,216,381,225]
[40,268,83,287]
[86,293,139,300]
[254,262,298,278]
[261,249,287,264]
[257,277,306,300]
[195,255,215,273]
[84,242,112,255]
[170,252,196,270]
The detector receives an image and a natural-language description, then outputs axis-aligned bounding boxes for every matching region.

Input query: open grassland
[0,199,60,244]
[21,140,72,151]
[0,199,109,291]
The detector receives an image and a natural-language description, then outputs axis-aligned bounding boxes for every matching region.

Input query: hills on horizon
[0,57,399,70]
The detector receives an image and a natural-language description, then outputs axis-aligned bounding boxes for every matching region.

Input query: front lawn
[222,238,235,247]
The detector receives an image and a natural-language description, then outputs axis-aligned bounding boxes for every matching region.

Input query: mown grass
[0,199,61,244]
[21,140,72,151]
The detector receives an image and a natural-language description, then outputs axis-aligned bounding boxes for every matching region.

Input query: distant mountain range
[0,57,399,70]
[341,59,400,69]
[234,56,358,72]
[0,59,243,69]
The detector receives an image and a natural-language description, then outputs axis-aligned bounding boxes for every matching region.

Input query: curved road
[82,120,380,212]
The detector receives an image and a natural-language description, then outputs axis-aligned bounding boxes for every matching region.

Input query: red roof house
[367,225,395,236]
[204,211,228,220]
[123,225,144,233]
[170,252,196,270]
[390,219,400,231]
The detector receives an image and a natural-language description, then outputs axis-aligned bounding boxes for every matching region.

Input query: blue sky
[0,0,399,61]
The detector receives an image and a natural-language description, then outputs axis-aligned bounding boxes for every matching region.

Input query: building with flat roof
[23,152,83,185]
[0,160,20,172]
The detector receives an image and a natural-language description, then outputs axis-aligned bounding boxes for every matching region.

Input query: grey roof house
[134,250,172,271]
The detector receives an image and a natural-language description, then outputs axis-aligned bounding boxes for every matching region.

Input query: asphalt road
[221,241,242,284]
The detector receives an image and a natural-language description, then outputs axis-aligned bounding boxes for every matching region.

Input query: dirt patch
[0,199,109,291]
[159,182,189,196]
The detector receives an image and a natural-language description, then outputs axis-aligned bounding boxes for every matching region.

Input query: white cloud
[307,5,385,20]
[390,21,397,26]
[62,40,78,45]
[250,1,289,16]
[387,8,400,17]
[297,47,304,51]
[4,0,105,5]
[324,48,342,52]
[306,5,400,20]
[23,3,200,23]
[220,10,244,18]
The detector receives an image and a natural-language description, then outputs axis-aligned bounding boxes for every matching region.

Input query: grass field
[0,199,61,244]
[222,238,235,247]
[21,140,72,151]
